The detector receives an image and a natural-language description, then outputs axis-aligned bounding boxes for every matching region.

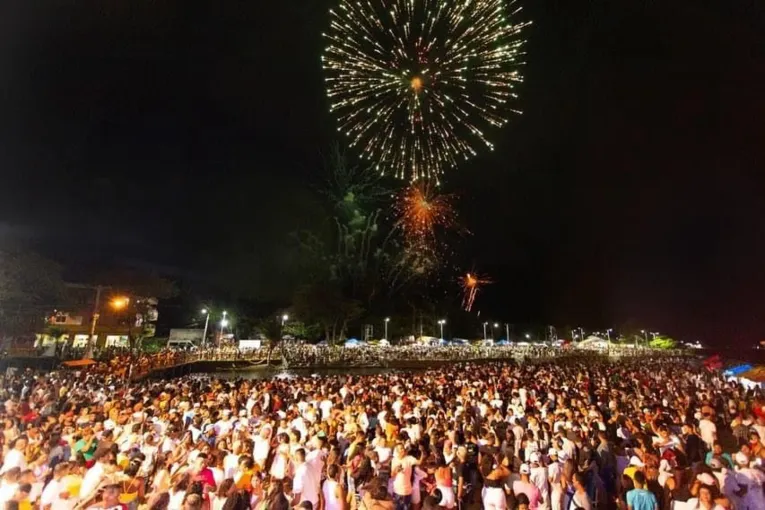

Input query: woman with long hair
[211,478,235,510]
[481,453,510,510]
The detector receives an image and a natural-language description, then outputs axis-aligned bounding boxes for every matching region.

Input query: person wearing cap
[706,457,741,509]
[529,451,550,510]
[733,451,765,510]
[704,443,734,470]
[513,464,541,510]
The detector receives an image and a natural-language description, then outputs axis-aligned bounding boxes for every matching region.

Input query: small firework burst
[394,181,456,252]
[461,271,491,311]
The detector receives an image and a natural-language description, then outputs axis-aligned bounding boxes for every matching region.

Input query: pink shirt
[512,480,541,510]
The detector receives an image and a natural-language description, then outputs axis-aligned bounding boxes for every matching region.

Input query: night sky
[1,1,764,345]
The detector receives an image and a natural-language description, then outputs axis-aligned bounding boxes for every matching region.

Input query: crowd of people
[51,343,670,381]
[0,354,762,510]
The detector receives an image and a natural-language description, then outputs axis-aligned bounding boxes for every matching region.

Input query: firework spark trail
[461,271,491,311]
[323,0,529,181]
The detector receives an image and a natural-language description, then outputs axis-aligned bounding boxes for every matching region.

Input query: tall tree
[0,244,65,338]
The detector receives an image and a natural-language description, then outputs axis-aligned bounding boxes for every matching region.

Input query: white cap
[548,448,558,457]
[734,452,749,466]
[708,458,723,470]
[629,456,645,467]
[696,473,716,485]
[520,463,530,474]
[529,452,541,464]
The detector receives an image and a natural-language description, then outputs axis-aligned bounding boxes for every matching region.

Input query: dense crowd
[0,355,762,510]
[65,343,664,377]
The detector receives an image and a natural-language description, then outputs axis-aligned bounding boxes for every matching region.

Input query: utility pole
[90,285,102,341]
[65,283,111,358]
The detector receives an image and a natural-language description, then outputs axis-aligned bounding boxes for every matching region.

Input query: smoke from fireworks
[461,272,491,312]
[322,0,529,181]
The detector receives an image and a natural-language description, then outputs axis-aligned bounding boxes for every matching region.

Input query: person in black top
[680,423,704,466]
[454,445,481,507]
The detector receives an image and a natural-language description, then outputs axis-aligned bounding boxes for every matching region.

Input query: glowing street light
[281,314,289,326]
[111,297,130,310]
[438,319,446,340]
[525,333,531,340]
[384,317,390,341]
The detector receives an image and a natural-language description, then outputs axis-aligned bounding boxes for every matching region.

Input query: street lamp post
[505,323,510,343]
[218,311,228,346]
[606,328,613,343]
[438,319,446,340]
[201,309,210,347]
[492,323,499,341]
[277,313,289,346]
[640,329,647,347]
[483,322,488,341]
[384,317,390,341]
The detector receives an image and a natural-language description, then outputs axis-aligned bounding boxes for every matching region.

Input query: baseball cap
[708,458,724,470]
[548,448,558,458]
[629,456,645,467]
[529,452,541,464]
[520,463,530,474]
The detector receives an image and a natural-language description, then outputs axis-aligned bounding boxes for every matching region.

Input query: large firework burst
[461,271,491,312]
[322,0,529,181]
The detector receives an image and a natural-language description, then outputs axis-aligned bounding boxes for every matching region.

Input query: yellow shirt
[623,466,639,482]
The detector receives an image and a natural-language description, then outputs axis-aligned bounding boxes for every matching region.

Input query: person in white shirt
[253,426,272,470]
[79,452,109,503]
[698,414,717,450]
[391,444,418,508]
[40,461,70,510]
[322,464,345,510]
[292,448,321,508]
[0,468,20,507]
[320,397,334,421]
[547,449,563,510]
[0,436,27,475]
[529,452,550,510]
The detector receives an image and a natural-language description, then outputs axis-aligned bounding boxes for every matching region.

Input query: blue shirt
[626,488,657,510]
